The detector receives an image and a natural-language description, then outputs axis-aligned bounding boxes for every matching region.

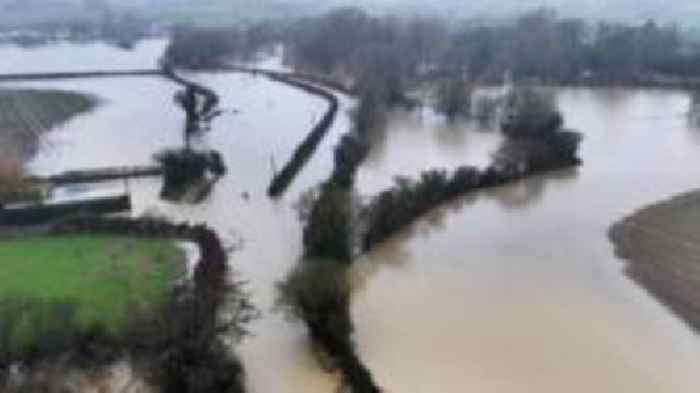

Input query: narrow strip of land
[0,70,161,81]
[262,72,340,197]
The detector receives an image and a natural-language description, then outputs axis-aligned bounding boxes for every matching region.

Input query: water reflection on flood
[353,87,700,393]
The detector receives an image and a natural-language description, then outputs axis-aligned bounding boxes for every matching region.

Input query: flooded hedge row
[362,122,582,252]
[281,92,385,393]
[266,73,340,197]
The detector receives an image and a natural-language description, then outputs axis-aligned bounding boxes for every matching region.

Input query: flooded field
[2,42,700,392]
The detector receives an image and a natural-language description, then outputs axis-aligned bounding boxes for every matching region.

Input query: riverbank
[610,189,700,332]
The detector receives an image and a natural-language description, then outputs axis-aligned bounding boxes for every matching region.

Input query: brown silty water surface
[353,89,700,393]
[3,41,700,392]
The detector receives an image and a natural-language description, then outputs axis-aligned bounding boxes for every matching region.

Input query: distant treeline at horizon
[165,6,700,89]
[3,0,700,35]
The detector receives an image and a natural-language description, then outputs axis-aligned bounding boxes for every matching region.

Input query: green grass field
[0,235,185,336]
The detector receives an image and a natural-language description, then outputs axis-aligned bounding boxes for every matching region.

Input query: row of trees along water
[275,79,390,392]
[283,7,700,85]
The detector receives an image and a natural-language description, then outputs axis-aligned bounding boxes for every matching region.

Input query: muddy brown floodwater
[3,40,700,392]
[353,89,700,393]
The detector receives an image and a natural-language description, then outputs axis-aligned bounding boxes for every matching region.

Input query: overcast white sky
[2,0,698,26]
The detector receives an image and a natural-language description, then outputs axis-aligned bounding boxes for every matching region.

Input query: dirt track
[610,190,700,332]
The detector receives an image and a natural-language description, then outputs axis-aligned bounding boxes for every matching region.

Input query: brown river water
[2,41,699,392]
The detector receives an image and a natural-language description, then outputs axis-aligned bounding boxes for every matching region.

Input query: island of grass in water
[0,234,185,353]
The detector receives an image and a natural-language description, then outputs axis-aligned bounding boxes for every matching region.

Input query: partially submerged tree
[435,76,473,120]
[164,22,283,69]
[501,85,561,137]
[472,94,502,126]
[154,149,226,202]
[276,261,380,393]
[276,261,352,341]
[690,91,700,127]
[495,85,582,172]
[302,183,354,262]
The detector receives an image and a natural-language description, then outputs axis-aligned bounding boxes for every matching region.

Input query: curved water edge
[610,189,700,332]
[264,72,340,197]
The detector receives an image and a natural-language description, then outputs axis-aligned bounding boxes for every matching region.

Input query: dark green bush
[303,182,354,263]
[276,261,380,393]
[154,149,227,201]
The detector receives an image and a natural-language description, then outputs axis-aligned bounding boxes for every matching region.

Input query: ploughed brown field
[611,190,700,332]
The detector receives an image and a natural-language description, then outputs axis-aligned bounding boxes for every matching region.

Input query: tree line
[164,22,282,68]
[276,84,387,393]
[164,6,700,122]
[284,7,700,86]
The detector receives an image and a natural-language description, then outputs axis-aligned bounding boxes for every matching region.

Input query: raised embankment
[0,70,161,81]
[216,66,344,197]
[263,72,340,197]
[610,190,700,332]
[0,195,131,226]
[26,166,163,185]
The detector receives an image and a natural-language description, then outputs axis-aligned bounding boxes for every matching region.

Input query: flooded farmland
[2,42,700,393]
